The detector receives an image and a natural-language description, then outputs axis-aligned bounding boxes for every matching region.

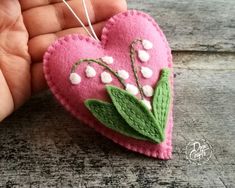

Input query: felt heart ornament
[43,10,173,159]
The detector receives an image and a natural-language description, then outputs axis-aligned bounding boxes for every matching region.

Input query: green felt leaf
[85,99,153,141]
[106,86,164,143]
[152,68,171,130]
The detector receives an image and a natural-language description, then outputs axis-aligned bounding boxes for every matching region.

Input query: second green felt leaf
[107,85,164,143]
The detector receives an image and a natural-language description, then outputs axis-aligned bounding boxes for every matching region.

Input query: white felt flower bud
[142,39,153,50]
[138,50,150,62]
[125,84,139,95]
[141,66,153,78]
[101,56,114,64]
[85,65,96,78]
[101,71,112,84]
[117,70,129,80]
[69,73,81,85]
[141,99,152,110]
[143,85,154,97]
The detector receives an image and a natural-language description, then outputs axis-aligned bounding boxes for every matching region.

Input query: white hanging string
[82,0,99,41]
[62,0,99,41]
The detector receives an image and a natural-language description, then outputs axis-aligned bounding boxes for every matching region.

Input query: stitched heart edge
[43,10,174,159]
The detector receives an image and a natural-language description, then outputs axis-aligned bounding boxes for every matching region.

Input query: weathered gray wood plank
[128,0,235,52]
[0,52,234,187]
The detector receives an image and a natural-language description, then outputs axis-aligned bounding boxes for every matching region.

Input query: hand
[0,0,127,121]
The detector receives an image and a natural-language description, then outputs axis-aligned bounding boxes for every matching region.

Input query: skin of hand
[0,0,127,122]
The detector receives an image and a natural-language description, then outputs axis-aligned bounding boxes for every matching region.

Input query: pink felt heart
[43,10,173,159]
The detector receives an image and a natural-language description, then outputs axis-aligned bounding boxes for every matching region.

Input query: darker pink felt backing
[43,10,173,159]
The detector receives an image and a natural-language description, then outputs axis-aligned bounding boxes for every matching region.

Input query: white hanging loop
[62,0,99,41]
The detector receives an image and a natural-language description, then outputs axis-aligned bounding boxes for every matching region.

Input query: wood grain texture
[128,0,235,52]
[0,53,234,187]
[1,1,235,187]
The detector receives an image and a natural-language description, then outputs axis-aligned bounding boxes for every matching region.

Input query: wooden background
[0,0,235,187]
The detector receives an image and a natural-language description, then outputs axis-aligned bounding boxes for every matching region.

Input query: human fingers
[21,0,127,38]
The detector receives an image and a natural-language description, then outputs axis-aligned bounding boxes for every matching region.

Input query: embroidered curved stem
[130,39,144,100]
[71,58,126,87]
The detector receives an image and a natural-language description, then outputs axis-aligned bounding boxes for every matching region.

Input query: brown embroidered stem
[71,58,126,88]
[130,39,144,99]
